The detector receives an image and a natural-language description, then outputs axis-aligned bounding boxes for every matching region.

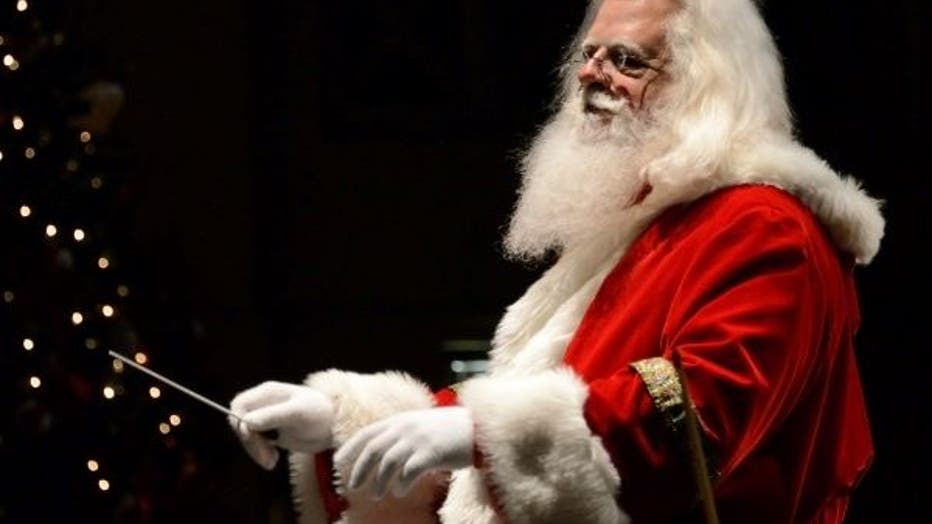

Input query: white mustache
[583,90,628,115]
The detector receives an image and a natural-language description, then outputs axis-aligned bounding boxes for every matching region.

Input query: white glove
[229,381,335,470]
[334,407,474,499]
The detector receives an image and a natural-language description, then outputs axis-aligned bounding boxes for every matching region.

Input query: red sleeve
[433,387,460,407]
[583,203,827,520]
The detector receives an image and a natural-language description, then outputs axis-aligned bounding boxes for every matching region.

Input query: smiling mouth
[582,88,625,117]
[584,103,615,117]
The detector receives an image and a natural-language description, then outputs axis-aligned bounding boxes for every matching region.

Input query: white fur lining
[289,370,444,524]
[443,368,627,524]
[645,137,885,265]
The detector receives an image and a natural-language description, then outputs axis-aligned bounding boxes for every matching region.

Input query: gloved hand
[229,381,335,470]
[334,407,474,499]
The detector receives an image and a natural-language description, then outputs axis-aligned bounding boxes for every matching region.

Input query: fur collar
[490,138,885,370]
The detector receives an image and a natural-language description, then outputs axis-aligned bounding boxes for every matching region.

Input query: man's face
[577,0,679,117]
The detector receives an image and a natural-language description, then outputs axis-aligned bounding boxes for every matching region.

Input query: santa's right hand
[229,381,335,470]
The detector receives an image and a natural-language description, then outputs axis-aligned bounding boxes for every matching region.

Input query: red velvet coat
[567,185,873,523]
[291,183,880,524]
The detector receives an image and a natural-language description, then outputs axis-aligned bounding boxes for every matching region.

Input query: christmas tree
[1,2,212,521]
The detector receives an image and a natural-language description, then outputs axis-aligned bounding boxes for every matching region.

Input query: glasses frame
[579,45,666,80]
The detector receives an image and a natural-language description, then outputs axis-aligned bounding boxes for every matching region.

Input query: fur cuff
[289,370,445,524]
[453,368,628,524]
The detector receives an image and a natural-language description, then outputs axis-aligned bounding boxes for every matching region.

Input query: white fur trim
[643,136,885,265]
[446,368,628,524]
[288,370,445,524]
[439,469,503,524]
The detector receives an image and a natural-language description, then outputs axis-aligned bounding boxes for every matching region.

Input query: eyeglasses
[580,45,665,79]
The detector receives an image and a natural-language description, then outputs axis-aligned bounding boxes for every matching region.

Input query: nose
[577,47,609,87]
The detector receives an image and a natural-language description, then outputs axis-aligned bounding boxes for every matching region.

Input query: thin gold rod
[672,351,720,524]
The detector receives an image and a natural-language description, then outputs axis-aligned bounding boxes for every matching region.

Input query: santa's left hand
[334,407,474,499]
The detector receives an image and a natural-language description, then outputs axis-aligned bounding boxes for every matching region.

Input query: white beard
[504,90,665,262]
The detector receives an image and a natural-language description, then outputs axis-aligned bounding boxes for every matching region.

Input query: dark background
[65,0,928,521]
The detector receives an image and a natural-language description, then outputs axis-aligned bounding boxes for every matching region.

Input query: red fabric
[433,388,460,407]
[563,185,873,523]
[314,450,349,523]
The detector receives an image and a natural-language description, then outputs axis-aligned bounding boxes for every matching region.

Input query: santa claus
[229,0,883,522]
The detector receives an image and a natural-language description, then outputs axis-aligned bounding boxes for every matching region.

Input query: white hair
[569,0,794,186]
[504,0,811,261]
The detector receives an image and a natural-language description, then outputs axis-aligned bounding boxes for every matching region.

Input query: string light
[73,228,86,242]
[3,291,13,303]
[149,387,161,399]
[24,147,35,159]
[80,131,92,143]
[112,359,124,372]
[23,338,34,351]
[66,159,79,172]
[85,338,99,350]
[0,150,4,161]
[97,256,110,269]
[101,304,115,318]
[87,459,99,472]
[169,414,182,427]
[29,376,41,389]
[98,479,110,492]
[71,311,84,325]
[158,423,171,435]
[3,54,18,70]
[12,115,24,130]
[19,205,31,218]
[45,224,58,238]
[102,386,115,399]
[116,285,129,297]
[16,1,28,12]
[134,352,148,365]
[90,177,103,189]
